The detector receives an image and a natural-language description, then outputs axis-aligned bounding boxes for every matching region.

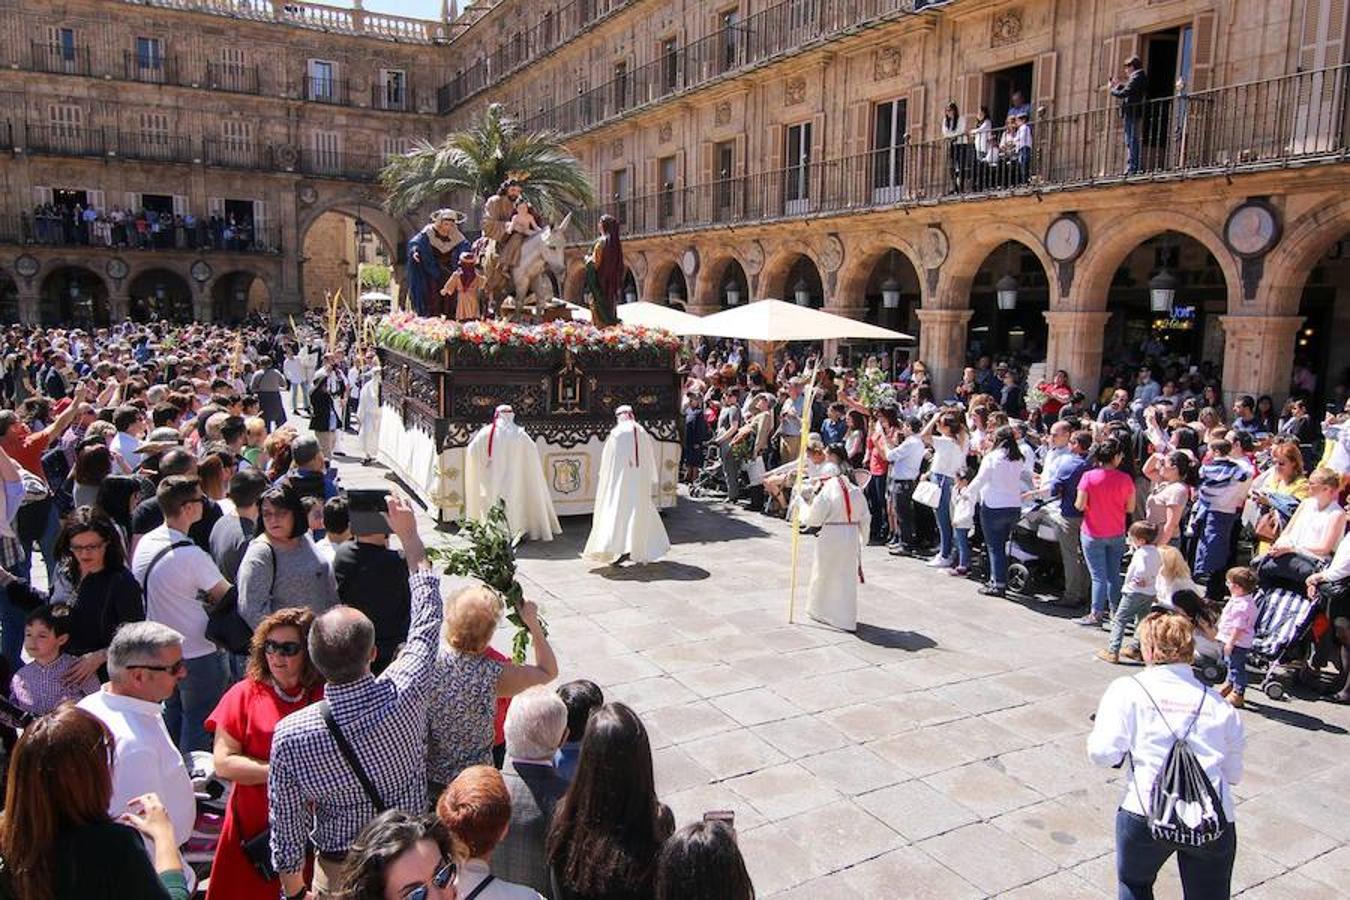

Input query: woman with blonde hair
[1088,609,1245,898]
[425,586,559,800]
[1249,440,1309,555]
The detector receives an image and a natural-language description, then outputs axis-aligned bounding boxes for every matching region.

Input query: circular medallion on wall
[681,248,699,277]
[298,183,319,206]
[105,257,130,281]
[190,260,213,283]
[818,234,844,272]
[14,255,39,278]
[919,226,949,269]
[1224,200,1281,258]
[742,240,765,275]
[1045,214,1087,263]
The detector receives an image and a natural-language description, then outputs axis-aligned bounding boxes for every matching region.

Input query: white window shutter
[172,194,188,216]
[88,189,105,210]
[125,191,141,211]
[208,196,224,218]
[33,186,53,206]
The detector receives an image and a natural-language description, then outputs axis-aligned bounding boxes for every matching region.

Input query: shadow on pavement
[854,623,938,651]
[589,560,711,582]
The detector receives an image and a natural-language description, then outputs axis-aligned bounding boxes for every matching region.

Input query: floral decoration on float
[375,311,683,365]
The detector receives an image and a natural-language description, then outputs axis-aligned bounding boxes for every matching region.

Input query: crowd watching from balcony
[28,203,265,253]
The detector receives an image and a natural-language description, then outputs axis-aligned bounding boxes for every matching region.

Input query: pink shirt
[1078,467,1134,539]
[1216,592,1258,649]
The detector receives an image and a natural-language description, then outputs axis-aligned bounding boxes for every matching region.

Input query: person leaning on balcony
[1109,55,1149,175]
[942,102,970,192]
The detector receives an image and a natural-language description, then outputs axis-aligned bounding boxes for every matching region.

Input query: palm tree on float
[380,102,595,222]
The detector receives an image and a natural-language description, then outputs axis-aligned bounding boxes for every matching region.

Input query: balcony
[117,0,448,43]
[124,50,180,85]
[23,125,110,158]
[372,83,416,112]
[206,61,261,94]
[303,75,351,106]
[571,65,1350,240]
[437,0,630,114]
[30,41,93,77]
[521,0,920,135]
[298,149,386,181]
[1,212,283,255]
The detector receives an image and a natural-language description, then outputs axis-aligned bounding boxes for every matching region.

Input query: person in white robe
[464,404,561,541]
[357,365,382,464]
[799,446,869,632]
[584,405,671,565]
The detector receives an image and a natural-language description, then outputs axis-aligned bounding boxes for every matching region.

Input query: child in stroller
[1005,497,1067,597]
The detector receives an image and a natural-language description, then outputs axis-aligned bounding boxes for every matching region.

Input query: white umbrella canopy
[570,301,707,336]
[693,298,913,341]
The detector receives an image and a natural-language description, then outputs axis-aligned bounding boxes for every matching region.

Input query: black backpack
[1131,678,1230,849]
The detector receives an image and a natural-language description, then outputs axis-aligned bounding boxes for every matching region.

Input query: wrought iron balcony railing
[1,212,283,255]
[303,75,351,105]
[30,41,93,77]
[570,65,1350,240]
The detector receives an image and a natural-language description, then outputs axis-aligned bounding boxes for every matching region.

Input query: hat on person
[459,250,478,263]
[431,208,467,225]
[135,426,184,453]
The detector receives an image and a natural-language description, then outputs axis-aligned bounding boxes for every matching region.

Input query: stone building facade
[0,0,450,325]
[440,0,1350,403]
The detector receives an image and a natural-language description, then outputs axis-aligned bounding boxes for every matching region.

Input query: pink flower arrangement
[376,313,682,362]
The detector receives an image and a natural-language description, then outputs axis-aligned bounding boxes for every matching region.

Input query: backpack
[1130,678,1229,849]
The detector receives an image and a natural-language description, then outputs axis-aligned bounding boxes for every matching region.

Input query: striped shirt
[1195,456,1252,515]
[267,571,443,873]
[10,654,100,716]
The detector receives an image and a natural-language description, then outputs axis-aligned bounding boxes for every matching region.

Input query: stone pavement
[326,426,1350,899]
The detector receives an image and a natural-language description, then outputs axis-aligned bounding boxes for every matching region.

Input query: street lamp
[667,284,683,307]
[725,283,742,306]
[1149,269,1177,313]
[881,274,901,309]
[624,286,637,304]
[793,277,811,306]
[995,274,1019,311]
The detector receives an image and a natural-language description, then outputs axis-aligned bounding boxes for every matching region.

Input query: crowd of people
[27,203,270,253]
[0,317,756,900]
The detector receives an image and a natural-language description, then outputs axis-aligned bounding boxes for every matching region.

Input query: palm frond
[381,103,596,220]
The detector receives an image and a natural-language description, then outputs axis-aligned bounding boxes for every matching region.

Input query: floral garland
[375,312,683,363]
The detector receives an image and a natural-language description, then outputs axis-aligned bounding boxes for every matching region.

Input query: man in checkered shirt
[268,493,441,900]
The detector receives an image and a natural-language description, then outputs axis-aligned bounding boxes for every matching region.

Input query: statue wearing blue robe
[406,218,467,316]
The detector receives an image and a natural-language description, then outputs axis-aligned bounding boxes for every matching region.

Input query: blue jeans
[1193,510,1236,584]
[1082,531,1126,617]
[163,650,227,757]
[980,505,1020,588]
[1226,645,1250,695]
[934,475,955,559]
[953,527,972,569]
[1109,591,1156,653]
[1115,809,1235,900]
[1123,115,1142,174]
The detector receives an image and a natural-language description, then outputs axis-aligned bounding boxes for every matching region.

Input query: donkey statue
[482,212,571,317]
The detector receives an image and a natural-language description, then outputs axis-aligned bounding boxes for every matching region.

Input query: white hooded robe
[801,473,869,631]
[583,412,670,564]
[357,370,382,460]
[464,408,561,541]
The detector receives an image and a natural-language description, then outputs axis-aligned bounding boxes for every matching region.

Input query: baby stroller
[1005,499,1065,597]
[1247,587,1322,700]
[688,440,729,499]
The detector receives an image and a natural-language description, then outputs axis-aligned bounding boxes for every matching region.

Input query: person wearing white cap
[464,405,561,541]
[583,406,670,564]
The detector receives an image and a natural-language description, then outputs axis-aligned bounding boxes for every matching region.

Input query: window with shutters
[45,26,78,73]
[659,156,677,223]
[136,36,164,70]
[611,168,630,223]
[221,119,252,165]
[872,99,907,200]
[308,59,337,102]
[715,141,735,211]
[612,62,628,112]
[382,136,412,159]
[785,121,812,211]
[541,12,555,47]
[661,38,679,94]
[48,103,82,141]
[380,69,407,110]
[140,112,170,151]
[719,9,742,74]
[310,130,341,173]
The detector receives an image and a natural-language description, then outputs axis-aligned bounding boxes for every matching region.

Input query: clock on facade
[190,260,213,283]
[14,255,39,278]
[1224,200,1281,258]
[1045,215,1087,262]
[106,258,129,280]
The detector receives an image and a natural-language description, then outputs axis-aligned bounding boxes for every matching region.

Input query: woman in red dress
[205,608,324,900]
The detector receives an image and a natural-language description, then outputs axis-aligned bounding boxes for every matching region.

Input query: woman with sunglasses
[0,507,143,685]
[1249,441,1308,556]
[340,809,459,900]
[203,607,323,900]
[237,486,338,628]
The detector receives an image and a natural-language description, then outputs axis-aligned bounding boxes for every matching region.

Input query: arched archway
[1099,231,1232,389]
[716,259,749,310]
[40,266,109,327]
[693,253,749,311]
[128,268,194,323]
[212,271,272,323]
[1292,233,1350,407]
[966,241,1051,366]
[759,244,820,302]
[642,256,679,304]
[0,273,17,323]
[621,269,639,305]
[777,255,824,308]
[859,248,922,331]
[299,202,405,311]
[662,267,688,308]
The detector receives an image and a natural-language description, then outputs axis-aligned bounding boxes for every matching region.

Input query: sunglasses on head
[405,859,456,900]
[264,640,303,657]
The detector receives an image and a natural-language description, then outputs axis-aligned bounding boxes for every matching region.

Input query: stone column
[108,289,131,323]
[1043,310,1113,401]
[16,283,40,326]
[1218,315,1304,406]
[914,308,972,398]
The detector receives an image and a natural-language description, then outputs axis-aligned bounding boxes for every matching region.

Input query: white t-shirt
[886,435,926,481]
[930,434,967,478]
[132,524,226,659]
[111,430,145,472]
[1276,497,1344,560]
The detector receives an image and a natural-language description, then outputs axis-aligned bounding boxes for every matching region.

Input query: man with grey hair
[276,433,339,502]
[79,621,196,883]
[495,685,570,895]
[269,492,442,900]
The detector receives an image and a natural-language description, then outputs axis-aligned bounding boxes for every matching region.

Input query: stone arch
[1260,195,1350,317]
[693,250,748,311]
[835,234,929,309]
[124,258,194,292]
[40,265,111,327]
[211,269,273,322]
[296,197,409,259]
[936,221,1060,310]
[759,240,822,302]
[127,267,195,323]
[642,254,681,305]
[1074,209,1240,313]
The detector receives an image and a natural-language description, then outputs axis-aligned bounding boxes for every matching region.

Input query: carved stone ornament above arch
[741,240,765,276]
[874,47,902,81]
[784,76,807,106]
[818,234,845,273]
[991,8,1024,47]
[714,101,732,126]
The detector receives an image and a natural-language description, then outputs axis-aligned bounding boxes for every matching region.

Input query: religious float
[374,313,683,521]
